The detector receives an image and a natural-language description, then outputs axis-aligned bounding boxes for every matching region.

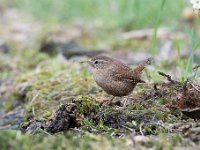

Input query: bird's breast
[93,69,135,96]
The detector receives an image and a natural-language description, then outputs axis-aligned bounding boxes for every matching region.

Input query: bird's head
[81,55,113,70]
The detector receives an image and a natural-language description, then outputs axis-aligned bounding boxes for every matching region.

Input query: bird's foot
[102,99,113,106]
[96,96,115,106]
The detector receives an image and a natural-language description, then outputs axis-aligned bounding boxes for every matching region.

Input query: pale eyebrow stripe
[96,59,107,62]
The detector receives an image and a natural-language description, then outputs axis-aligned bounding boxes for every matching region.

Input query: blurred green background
[1,0,188,30]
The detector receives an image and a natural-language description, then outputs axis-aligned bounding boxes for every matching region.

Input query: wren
[82,55,151,105]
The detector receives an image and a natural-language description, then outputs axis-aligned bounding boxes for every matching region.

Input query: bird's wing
[108,63,145,84]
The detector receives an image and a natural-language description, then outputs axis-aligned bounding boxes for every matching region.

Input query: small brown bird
[82,55,151,105]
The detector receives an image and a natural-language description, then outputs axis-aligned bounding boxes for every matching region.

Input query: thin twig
[158,71,176,83]
[121,125,134,131]
[190,83,200,93]
[139,123,144,136]
[193,64,200,71]
[32,107,35,116]
[31,91,40,103]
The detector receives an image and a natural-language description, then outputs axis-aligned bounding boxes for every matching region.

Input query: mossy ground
[1,47,200,149]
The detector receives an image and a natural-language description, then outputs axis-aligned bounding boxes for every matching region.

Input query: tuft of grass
[176,29,199,82]
[151,0,166,54]
[184,29,199,81]
[176,40,185,70]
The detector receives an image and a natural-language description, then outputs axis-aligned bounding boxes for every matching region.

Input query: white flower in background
[190,0,200,13]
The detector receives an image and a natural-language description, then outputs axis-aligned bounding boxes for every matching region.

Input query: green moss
[7,55,97,120]
[72,95,179,135]
[16,49,49,70]
[42,110,54,119]
[3,101,15,112]
[75,95,100,115]
[0,130,131,150]
[151,133,196,149]
[0,130,198,150]
[158,98,166,105]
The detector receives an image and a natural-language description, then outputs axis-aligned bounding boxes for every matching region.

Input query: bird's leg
[123,96,128,107]
[102,96,115,105]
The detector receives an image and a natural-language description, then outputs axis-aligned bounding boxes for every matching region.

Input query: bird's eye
[94,60,98,64]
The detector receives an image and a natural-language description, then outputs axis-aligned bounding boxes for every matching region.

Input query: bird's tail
[133,57,152,79]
